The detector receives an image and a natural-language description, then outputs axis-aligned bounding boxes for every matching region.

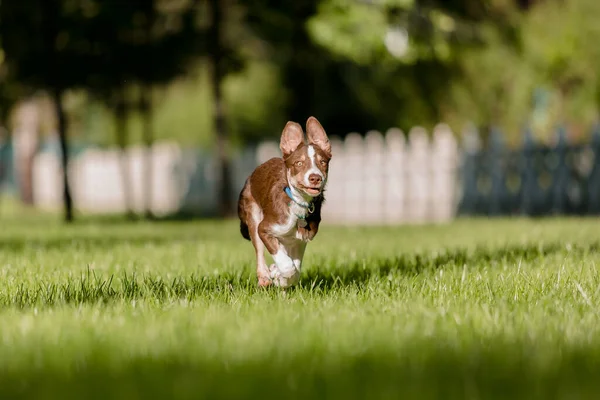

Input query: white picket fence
[31,123,460,224]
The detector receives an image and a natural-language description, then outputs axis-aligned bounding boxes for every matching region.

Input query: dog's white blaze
[304,145,324,187]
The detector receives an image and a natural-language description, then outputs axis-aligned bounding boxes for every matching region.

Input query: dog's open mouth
[304,187,321,196]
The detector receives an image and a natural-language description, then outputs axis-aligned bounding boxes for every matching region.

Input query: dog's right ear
[280,121,304,158]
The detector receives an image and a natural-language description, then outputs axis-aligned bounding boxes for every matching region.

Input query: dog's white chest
[272,203,309,241]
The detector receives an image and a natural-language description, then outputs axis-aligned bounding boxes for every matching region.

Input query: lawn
[1,215,600,399]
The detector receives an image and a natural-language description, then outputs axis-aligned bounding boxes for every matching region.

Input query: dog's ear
[280,121,305,158]
[306,116,331,157]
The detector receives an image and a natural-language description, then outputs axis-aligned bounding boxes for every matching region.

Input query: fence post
[344,133,364,224]
[520,127,537,215]
[407,127,430,223]
[384,128,406,224]
[32,150,63,210]
[551,125,569,214]
[256,141,280,165]
[489,127,506,215]
[323,136,345,222]
[231,145,258,204]
[431,124,458,222]
[457,123,481,215]
[364,130,385,224]
[588,123,600,214]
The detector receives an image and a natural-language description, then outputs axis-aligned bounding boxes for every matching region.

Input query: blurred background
[1,0,599,224]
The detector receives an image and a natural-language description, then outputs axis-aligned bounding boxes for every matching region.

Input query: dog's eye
[295,161,303,167]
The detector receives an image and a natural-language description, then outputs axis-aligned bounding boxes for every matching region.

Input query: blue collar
[284,186,315,213]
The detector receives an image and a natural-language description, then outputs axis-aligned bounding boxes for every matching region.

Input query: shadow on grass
[1,241,595,309]
[2,345,600,400]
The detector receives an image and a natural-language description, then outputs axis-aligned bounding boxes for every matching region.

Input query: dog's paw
[270,264,300,288]
[268,263,278,274]
[297,227,317,242]
[258,276,273,287]
[257,265,275,287]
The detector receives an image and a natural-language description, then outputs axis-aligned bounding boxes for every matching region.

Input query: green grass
[1,216,600,399]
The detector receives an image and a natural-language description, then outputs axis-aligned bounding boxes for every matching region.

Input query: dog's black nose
[309,174,322,186]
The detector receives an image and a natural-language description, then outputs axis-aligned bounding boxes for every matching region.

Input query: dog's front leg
[258,224,298,287]
[268,240,305,288]
[297,220,320,242]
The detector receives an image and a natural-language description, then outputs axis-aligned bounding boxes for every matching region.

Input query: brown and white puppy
[237,116,332,288]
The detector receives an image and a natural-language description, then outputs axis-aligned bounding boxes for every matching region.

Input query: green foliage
[307,0,391,64]
[224,60,288,145]
[151,69,213,147]
[74,60,286,148]
[446,0,600,142]
[522,0,600,131]
[447,24,535,141]
[307,0,519,65]
[300,0,527,135]
[1,218,600,398]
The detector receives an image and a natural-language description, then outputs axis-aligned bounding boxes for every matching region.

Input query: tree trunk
[52,89,74,223]
[13,99,40,206]
[141,85,154,220]
[209,0,233,217]
[115,92,136,220]
[0,124,7,214]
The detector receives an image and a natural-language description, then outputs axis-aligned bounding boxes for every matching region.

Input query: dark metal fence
[457,125,600,216]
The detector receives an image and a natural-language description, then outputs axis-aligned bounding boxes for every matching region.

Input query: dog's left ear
[306,116,331,157]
